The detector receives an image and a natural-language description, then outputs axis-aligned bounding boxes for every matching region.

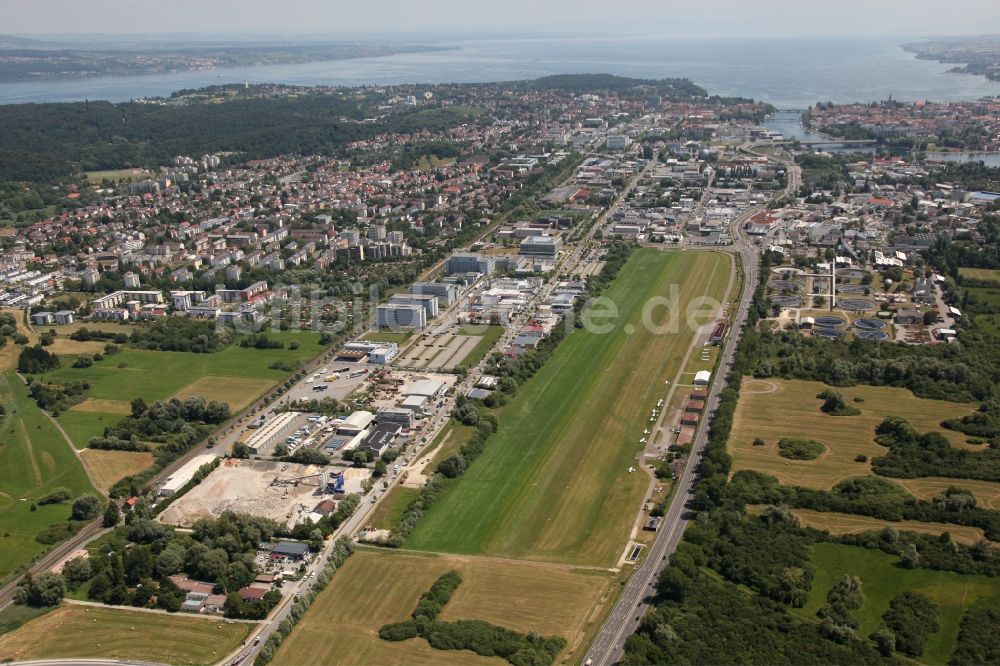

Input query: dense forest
[0,93,480,183]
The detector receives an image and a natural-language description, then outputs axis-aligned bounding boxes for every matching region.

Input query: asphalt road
[582,207,761,666]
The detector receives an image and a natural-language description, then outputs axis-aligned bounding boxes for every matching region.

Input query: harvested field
[172,375,273,412]
[730,378,977,491]
[79,449,155,493]
[898,477,1000,511]
[270,549,616,666]
[0,604,251,665]
[785,508,990,546]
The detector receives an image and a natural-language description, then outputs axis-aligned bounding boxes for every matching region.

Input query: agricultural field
[406,250,730,566]
[270,549,616,666]
[786,508,990,547]
[0,372,94,581]
[730,378,979,491]
[38,329,325,448]
[79,449,156,493]
[958,267,1000,283]
[0,604,252,665]
[795,543,1000,665]
[898,477,1000,511]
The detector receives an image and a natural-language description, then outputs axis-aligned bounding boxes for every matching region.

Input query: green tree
[71,493,103,520]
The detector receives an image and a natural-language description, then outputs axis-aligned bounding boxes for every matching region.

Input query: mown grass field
[79,449,156,493]
[0,373,94,581]
[786,508,989,546]
[0,604,252,665]
[964,285,1000,308]
[271,549,616,666]
[83,168,148,183]
[457,325,505,369]
[367,486,420,531]
[39,329,325,448]
[958,267,1000,283]
[730,378,980,491]
[406,250,730,566]
[794,543,1000,665]
[364,330,414,344]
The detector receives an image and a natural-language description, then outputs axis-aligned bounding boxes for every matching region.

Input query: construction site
[156,459,364,529]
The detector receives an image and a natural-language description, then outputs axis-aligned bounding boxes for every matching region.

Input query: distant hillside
[0,34,70,50]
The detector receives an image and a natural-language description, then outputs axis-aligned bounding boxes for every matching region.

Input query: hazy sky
[2,0,998,38]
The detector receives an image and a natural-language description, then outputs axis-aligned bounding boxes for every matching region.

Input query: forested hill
[515,73,708,98]
[0,74,726,185]
[0,92,439,182]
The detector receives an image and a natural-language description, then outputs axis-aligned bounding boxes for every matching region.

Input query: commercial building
[408,379,445,399]
[376,303,427,329]
[389,293,440,319]
[519,235,563,257]
[410,282,459,306]
[244,411,301,455]
[338,411,375,436]
[341,340,399,364]
[447,252,495,276]
[270,541,310,561]
[377,407,414,429]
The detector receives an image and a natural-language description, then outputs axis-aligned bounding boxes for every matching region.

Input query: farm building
[693,370,711,385]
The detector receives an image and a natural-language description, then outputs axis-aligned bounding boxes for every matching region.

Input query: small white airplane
[640,438,647,443]
[627,467,636,473]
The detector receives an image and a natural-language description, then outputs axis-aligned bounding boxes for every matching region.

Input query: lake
[1,35,999,106]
